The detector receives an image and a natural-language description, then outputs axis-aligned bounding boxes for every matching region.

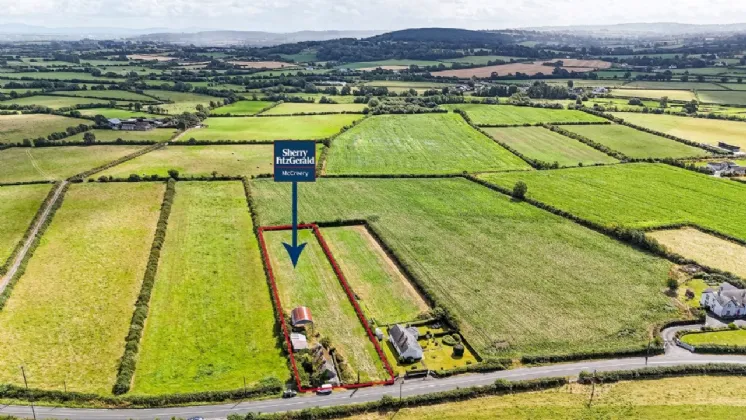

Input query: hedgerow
[521,346,663,365]
[69,143,165,181]
[544,124,629,160]
[578,364,746,384]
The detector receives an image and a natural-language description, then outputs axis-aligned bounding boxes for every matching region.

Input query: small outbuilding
[290,333,308,351]
[291,306,313,327]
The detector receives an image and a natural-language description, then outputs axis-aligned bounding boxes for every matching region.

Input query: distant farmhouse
[701,282,746,318]
[107,118,164,131]
[718,142,741,153]
[389,324,423,361]
[706,161,746,176]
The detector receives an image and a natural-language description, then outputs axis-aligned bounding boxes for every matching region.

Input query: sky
[0,0,745,32]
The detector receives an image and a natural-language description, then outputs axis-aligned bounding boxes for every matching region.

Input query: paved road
[0,181,66,294]
[3,352,746,420]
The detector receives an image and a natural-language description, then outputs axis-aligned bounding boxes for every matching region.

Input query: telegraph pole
[21,366,36,420]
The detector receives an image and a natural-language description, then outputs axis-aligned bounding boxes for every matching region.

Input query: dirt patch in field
[358,65,411,71]
[228,61,298,69]
[560,59,612,68]
[648,227,746,277]
[127,54,176,62]
[432,62,596,78]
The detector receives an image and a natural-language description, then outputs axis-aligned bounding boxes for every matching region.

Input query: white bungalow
[700,283,746,318]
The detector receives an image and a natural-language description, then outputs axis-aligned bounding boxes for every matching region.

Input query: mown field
[252,178,675,357]
[483,126,619,166]
[48,90,158,102]
[0,184,51,266]
[620,81,724,90]
[322,226,429,325]
[133,182,288,395]
[649,228,746,278]
[338,59,447,69]
[609,112,746,148]
[610,89,697,101]
[325,113,531,175]
[261,102,368,115]
[98,144,280,179]
[263,229,390,383]
[697,90,746,106]
[349,376,746,419]
[142,90,220,114]
[76,108,162,119]
[561,124,711,159]
[480,163,746,241]
[192,115,362,142]
[66,128,177,143]
[0,114,91,145]
[0,71,122,82]
[211,100,274,115]
[0,95,131,109]
[443,104,606,125]
[0,182,164,393]
[0,145,143,183]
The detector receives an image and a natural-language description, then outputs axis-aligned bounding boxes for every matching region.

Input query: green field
[262,93,359,104]
[0,95,130,109]
[697,90,746,105]
[0,114,91,144]
[66,128,177,143]
[621,81,724,90]
[0,145,143,183]
[682,330,746,346]
[142,90,221,114]
[260,102,368,115]
[76,108,162,119]
[561,124,711,159]
[720,83,746,91]
[132,182,288,394]
[609,112,746,149]
[339,59,446,69]
[0,184,51,267]
[483,126,619,166]
[264,229,390,383]
[279,49,319,62]
[252,178,675,357]
[440,55,525,65]
[0,182,164,393]
[211,100,273,115]
[443,104,606,125]
[611,89,697,101]
[0,87,44,94]
[193,115,362,142]
[322,226,429,324]
[326,113,530,175]
[363,81,455,89]
[49,90,158,102]
[98,145,278,178]
[0,71,121,82]
[480,163,746,241]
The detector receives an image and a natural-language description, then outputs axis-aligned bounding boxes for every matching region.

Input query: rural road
[2,350,746,420]
[0,181,66,294]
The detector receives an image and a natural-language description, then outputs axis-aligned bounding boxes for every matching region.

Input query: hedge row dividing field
[0,182,164,393]
[76,108,162,119]
[132,182,288,395]
[48,90,159,102]
[442,104,607,125]
[479,164,746,242]
[191,114,362,142]
[0,95,132,109]
[0,114,91,145]
[560,124,711,159]
[609,112,746,149]
[65,129,177,143]
[0,184,51,271]
[325,113,531,175]
[482,126,619,167]
[252,178,675,358]
[0,145,145,183]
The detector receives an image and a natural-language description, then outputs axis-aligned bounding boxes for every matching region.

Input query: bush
[512,181,528,199]
[167,169,180,180]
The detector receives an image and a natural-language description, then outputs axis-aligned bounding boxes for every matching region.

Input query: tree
[721,76,730,83]
[134,102,142,112]
[696,75,705,82]
[738,77,744,84]
[93,114,109,127]
[83,132,96,144]
[567,80,574,89]
[659,96,668,108]
[167,169,180,179]
[683,99,699,114]
[512,181,527,199]
[667,278,679,291]
[628,98,642,106]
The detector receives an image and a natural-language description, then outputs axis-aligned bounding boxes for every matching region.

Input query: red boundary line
[258,223,395,393]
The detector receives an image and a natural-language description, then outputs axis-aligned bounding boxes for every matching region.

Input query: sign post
[274,141,317,267]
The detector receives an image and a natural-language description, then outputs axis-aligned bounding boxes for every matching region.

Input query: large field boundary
[257,223,395,392]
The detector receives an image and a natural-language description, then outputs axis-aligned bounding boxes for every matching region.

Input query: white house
[700,282,746,318]
[389,324,423,361]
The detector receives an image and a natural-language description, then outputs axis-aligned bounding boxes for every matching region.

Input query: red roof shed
[291,306,313,326]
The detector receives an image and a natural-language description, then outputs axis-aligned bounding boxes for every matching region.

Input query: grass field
[621,81,725,90]
[49,90,158,102]
[322,226,429,324]
[682,330,746,346]
[339,59,446,69]
[0,87,44,94]
[0,114,91,144]
[252,178,675,357]
[326,114,530,175]
[483,127,619,166]
[0,182,164,393]
[480,163,746,241]
[260,102,368,115]
[142,90,220,114]
[65,128,177,143]
[0,95,130,109]
[0,71,121,82]
[440,55,525,65]
[76,108,162,119]
[211,100,273,115]
[348,377,746,419]
[98,145,279,178]
[0,145,143,183]
[611,89,697,101]
[697,90,746,105]
[561,124,711,159]
[443,104,606,125]
[132,182,288,394]
[263,229,390,383]
[609,112,746,149]
[262,93,359,104]
[0,184,51,267]
[363,81,455,89]
[720,83,746,91]
[649,228,746,278]
[192,115,362,142]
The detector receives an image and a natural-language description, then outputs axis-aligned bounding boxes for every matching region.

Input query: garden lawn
[211,100,273,115]
[260,102,367,115]
[252,178,675,357]
[0,114,91,145]
[0,184,51,269]
[483,126,619,166]
[0,145,143,183]
[561,124,711,159]
[0,182,164,393]
[97,144,283,178]
[480,163,746,241]
[48,90,158,102]
[0,95,131,109]
[697,90,746,106]
[648,228,746,278]
[65,128,177,143]
[264,229,390,383]
[325,113,530,175]
[322,226,429,324]
[192,115,362,142]
[443,104,606,125]
[682,330,746,346]
[132,182,288,394]
[609,112,746,149]
[76,108,161,119]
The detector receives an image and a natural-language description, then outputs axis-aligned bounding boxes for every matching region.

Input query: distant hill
[522,22,746,36]
[132,30,386,47]
[369,28,511,43]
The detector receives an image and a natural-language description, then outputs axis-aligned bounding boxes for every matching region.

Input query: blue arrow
[283,181,306,267]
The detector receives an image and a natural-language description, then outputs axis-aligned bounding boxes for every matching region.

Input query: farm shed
[290,333,308,351]
[291,306,313,326]
[389,324,424,361]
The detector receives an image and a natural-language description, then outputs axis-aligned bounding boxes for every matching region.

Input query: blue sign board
[274,141,317,182]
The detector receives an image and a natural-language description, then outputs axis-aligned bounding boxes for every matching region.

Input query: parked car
[317,384,333,395]
[282,389,297,398]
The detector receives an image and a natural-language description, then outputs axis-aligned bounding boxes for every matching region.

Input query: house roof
[290,333,308,350]
[291,306,313,325]
[389,324,423,357]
